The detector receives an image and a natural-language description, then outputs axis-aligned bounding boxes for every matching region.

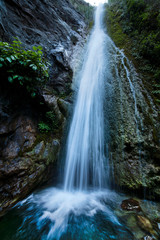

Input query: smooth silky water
[1,4,159,240]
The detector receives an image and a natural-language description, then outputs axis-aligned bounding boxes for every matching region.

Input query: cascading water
[64,4,106,191]
[1,4,156,240]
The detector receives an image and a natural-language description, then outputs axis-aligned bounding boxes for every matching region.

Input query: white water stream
[32,5,122,238]
[16,5,123,239]
[64,4,106,191]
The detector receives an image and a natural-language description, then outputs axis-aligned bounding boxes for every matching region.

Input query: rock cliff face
[0,0,87,92]
[105,54,160,199]
[104,3,160,199]
[0,0,87,214]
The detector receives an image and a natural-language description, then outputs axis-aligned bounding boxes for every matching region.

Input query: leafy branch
[0,38,50,97]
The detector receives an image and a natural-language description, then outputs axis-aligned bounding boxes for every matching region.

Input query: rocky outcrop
[0,82,62,213]
[0,75,66,214]
[104,4,160,199]
[104,50,160,199]
[0,0,87,93]
[0,0,88,213]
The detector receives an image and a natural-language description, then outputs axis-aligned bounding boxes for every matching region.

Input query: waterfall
[4,4,144,240]
[64,4,106,191]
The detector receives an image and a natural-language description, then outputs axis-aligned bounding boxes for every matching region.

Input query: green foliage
[0,38,49,96]
[38,111,58,133]
[38,122,51,133]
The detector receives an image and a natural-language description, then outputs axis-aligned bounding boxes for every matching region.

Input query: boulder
[137,215,153,232]
[121,198,142,212]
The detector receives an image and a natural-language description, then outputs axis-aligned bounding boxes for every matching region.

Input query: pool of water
[1,187,160,240]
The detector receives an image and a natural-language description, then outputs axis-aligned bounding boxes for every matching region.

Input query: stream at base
[1,187,160,240]
[2,189,129,240]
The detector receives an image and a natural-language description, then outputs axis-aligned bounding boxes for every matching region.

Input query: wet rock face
[104,48,160,199]
[0,83,63,213]
[0,0,87,213]
[0,137,60,213]
[0,0,86,93]
[0,74,73,214]
[0,116,36,159]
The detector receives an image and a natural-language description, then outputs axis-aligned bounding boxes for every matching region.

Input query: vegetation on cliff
[0,39,49,97]
[106,0,160,102]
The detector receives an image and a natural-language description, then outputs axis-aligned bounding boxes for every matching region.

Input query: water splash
[12,5,126,239]
[17,188,122,240]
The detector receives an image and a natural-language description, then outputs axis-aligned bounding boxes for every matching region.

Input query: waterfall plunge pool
[1,187,160,239]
